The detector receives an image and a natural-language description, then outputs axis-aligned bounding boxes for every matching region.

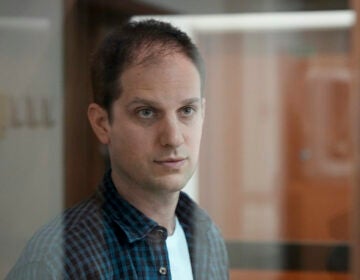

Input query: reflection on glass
[1,6,356,279]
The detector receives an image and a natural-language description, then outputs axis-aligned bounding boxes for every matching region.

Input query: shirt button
[157,229,166,239]
[159,266,167,275]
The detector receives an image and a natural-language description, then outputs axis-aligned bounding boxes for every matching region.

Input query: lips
[154,157,187,169]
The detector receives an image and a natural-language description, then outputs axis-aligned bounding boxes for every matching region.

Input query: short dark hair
[91,19,205,119]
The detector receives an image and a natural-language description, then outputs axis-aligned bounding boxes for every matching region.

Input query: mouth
[153,157,187,169]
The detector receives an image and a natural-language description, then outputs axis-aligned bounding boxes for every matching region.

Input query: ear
[88,103,111,144]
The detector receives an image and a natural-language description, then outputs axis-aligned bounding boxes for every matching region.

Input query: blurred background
[1,0,360,279]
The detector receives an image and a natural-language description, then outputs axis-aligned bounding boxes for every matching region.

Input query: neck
[111,173,179,234]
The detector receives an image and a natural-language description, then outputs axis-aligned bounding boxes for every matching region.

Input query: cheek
[110,126,153,155]
[187,124,203,151]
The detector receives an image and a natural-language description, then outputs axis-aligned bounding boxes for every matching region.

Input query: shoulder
[40,194,105,250]
[7,195,108,278]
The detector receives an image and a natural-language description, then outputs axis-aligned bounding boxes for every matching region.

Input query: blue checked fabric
[6,170,229,279]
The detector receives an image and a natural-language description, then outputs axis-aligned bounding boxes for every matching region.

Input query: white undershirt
[166,217,193,280]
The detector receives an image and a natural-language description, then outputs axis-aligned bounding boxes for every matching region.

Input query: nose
[159,115,185,148]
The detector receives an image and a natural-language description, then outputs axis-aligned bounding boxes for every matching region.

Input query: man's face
[107,53,204,195]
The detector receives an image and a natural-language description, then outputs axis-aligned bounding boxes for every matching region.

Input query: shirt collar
[176,191,212,236]
[98,170,158,243]
[98,169,212,243]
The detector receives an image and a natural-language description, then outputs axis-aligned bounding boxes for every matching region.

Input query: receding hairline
[116,42,204,95]
[125,39,199,70]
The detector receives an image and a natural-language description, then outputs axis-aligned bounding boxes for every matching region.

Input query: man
[7,19,229,279]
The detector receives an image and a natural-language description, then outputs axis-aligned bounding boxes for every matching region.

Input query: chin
[152,175,189,193]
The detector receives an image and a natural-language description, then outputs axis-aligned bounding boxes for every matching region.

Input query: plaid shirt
[6,170,229,279]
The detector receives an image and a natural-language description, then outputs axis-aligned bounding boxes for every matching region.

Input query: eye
[137,108,155,119]
[180,106,196,117]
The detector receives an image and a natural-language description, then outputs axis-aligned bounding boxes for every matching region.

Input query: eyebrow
[127,97,201,108]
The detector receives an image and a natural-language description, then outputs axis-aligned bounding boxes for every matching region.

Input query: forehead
[118,53,201,104]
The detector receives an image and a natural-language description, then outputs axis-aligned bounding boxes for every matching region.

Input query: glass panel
[1,1,357,279]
